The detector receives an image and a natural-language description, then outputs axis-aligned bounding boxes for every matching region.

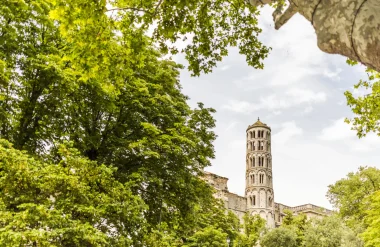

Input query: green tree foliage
[141,198,244,246]
[260,212,362,247]
[233,214,266,247]
[303,215,363,247]
[0,0,224,239]
[184,226,229,247]
[328,167,380,247]
[345,69,380,137]
[327,167,380,229]
[0,139,146,246]
[281,210,309,246]
[0,1,259,244]
[260,227,298,247]
[304,216,346,247]
[48,0,270,77]
[361,191,380,247]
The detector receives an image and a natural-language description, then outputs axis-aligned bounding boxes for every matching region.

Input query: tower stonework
[245,119,275,228]
[203,118,332,228]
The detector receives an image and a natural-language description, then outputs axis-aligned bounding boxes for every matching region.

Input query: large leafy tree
[260,211,362,247]
[184,227,229,247]
[361,190,380,247]
[0,0,250,243]
[327,167,380,229]
[304,216,346,247]
[232,213,266,247]
[0,139,146,246]
[281,210,309,246]
[328,167,380,247]
[260,227,298,247]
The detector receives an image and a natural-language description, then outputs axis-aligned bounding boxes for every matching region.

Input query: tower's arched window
[253,195,256,206]
[250,132,253,138]
[252,142,255,151]
[250,174,255,184]
[259,174,264,184]
[268,197,272,207]
[259,157,264,167]
[253,131,256,138]
[252,157,255,167]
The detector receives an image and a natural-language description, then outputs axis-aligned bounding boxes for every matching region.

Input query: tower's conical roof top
[247,118,271,131]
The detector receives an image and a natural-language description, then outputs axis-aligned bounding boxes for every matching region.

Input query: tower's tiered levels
[245,118,275,227]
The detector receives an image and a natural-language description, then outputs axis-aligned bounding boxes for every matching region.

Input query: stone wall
[204,171,333,227]
[226,192,247,222]
[274,202,333,226]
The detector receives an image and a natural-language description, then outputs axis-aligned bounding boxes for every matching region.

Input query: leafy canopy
[0,0,247,244]
[233,214,266,247]
[48,0,270,77]
[328,167,380,247]
[260,227,298,247]
[260,211,362,247]
[327,167,380,229]
[345,70,380,137]
[0,139,146,246]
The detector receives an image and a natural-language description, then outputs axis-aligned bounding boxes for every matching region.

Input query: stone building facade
[204,119,332,227]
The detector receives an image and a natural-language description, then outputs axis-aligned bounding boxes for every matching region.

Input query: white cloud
[218,65,230,71]
[319,118,380,152]
[323,68,342,81]
[319,119,354,141]
[303,106,314,113]
[222,100,252,114]
[224,121,238,131]
[222,88,326,114]
[231,7,344,91]
[273,121,303,145]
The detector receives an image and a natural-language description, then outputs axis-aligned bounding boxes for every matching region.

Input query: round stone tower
[245,118,275,228]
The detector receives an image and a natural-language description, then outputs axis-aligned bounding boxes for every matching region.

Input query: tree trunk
[250,0,380,72]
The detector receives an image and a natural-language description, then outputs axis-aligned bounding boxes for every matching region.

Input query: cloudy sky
[175,7,379,209]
